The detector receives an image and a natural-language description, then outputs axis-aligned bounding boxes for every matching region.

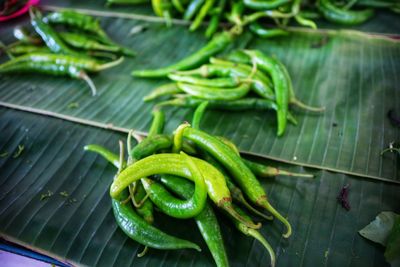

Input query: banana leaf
[0,107,399,267]
[0,15,399,181]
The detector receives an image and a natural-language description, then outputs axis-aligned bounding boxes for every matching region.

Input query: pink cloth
[0,0,40,22]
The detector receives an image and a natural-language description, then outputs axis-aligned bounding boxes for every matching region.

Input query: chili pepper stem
[173,123,191,153]
[224,204,262,229]
[96,57,124,71]
[259,199,292,238]
[290,98,325,112]
[137,246,149,257]
[239,197,273,221]
[79,71,97,96]
[263,166,314,178]
[245,227,276,267]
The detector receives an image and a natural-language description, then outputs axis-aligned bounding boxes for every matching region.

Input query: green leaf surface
[0,15,399,181]
[1,107,399,267]
[359,211,399,246]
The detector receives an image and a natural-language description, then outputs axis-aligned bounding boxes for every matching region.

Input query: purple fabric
[0,250,50,267]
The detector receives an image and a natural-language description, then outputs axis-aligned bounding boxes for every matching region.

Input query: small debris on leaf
[337,183,351,211]
[40,190,53,201]
[12,145,24,158]
[67,102,79,109]
[59,191,69,197]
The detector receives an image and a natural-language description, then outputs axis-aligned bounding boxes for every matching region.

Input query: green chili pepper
[243,50,289,136]
[111,153,261,229]
[0,53,123,96]
[172,0,185,12]
[143,83,183,102]
[130,181,154,224]
[168,74,240,88]
[243,158,314,178]
[190,0,216,31]
[177,82,251,101]
[228,204,276,267]
[140,152,208,219]
[317,0,374,25]
[132,31,233,78]
[243,0,291,10]
[249,22,289,38]
[6,44,50,55]
[106,0,149,5]
[84,144,124,169]
[59,32,122,54]
[177,63,274,100]
[148,109,165,137]
[156,174,229,267]
[184,0,205,20]
[113,190,201,251]
[44,9,135,55]
[30,7,81,56]
[182,127,292,238]
[192,101,209,129]
[205,0,227,38]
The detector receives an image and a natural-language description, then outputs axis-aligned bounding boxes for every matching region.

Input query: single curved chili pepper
[205,0,226,38]
[59,32,121,53]
[249,22,289,38]
[84,144,124,169]
[156,174,229,267]
[317,0,374,25]
[143,83,182,102]
[13,26,42,45]
[184,0,205,20]
[111,153,261,229]
[243,0,291,10]
[132,31,234,78]
[130,181,154,224]
[148,109,165,137]
[294,14,317,29]
[172,0,185,12]
[228,204,276,267]
[242,158,314,178]
[190,0,216,31]
[140,152,208,219]
[30,7,82,56]
[113,189,201,251]
[172,123,190,153]
[169,74,240,88]
[177,82,251,101]
[156,97,298,125]
[243,50,289,136]
[192,101,209,129]
[182,127,292,237]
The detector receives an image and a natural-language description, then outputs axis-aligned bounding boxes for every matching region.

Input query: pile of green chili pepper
[142,49,324,136]
[105,0,399,37]
[85,107,313,267]
[0,7,134,96]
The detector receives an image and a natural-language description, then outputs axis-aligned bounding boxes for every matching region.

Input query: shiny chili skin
[30,7,81,56]
[59,32,121,53]
[6,44,50,55]
[249,22,289,38]
[148,109,165,137]
[111,153,260,229]
[318,0,374,25]
[190,0,216,31]
[244,50,289,136]
[84,144,124,169]
[140,152,208,219]
[192,101,209,129]
[168,74,240,88]
[177,82,251,101]
[243,158,314,178]
[131,181,154,224]
[205,0,227,38]
[157,174,229,267]
[131,31,234,78]
[143,83,182,102]
[182,127,292,237]
[243,0,291,10]
[113,189,201,251]
[184,0,205,20]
